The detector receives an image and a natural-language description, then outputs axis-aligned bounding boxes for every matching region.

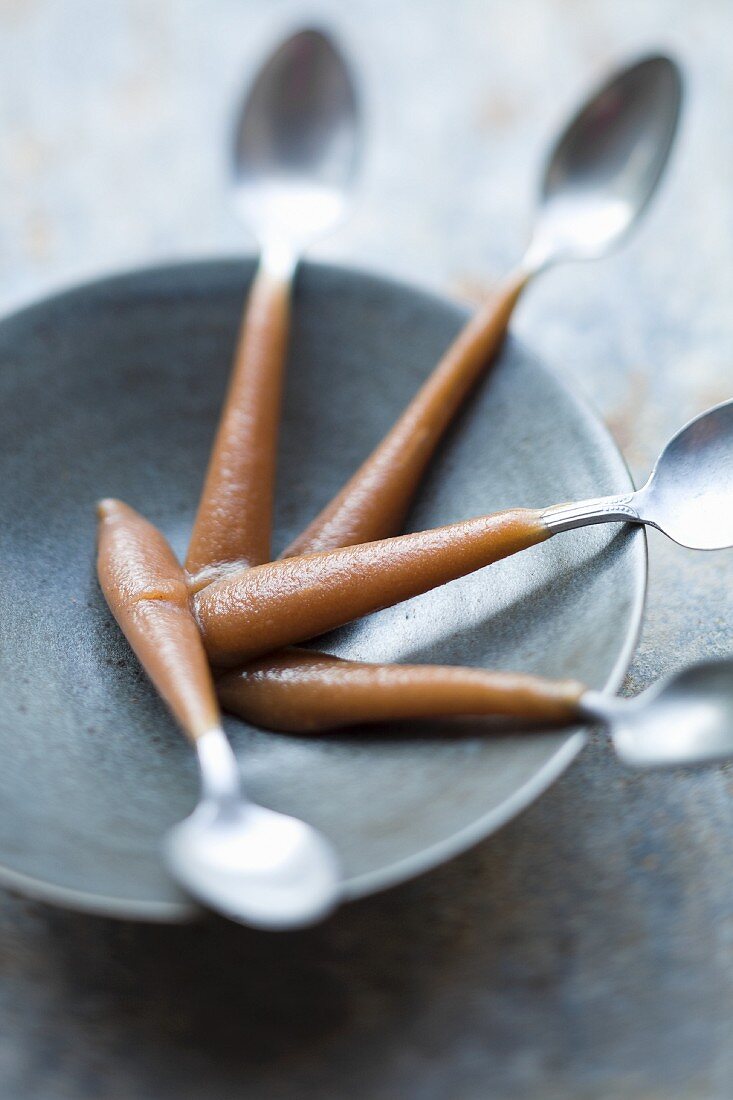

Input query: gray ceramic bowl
[0,259,646,921]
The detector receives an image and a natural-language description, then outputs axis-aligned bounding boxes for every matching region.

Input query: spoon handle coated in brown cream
[217,648,586,732]
[185,263,291,589]
[97,498,221,742]
[282,268,529,557]
[195,508,550,667]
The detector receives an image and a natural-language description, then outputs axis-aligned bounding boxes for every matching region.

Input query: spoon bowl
[597,660,733,768]
[166,800,340,929]
[165,727,340,928]
[639,399,733,550]
[527,54,682,268]
[232,28,360,253]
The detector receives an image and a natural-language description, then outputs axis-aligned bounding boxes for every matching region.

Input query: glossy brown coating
[97,498,220,741]
[195,508,550,667]
[217,648,585,732]
[282,268,528,557]
[186,266,291,590]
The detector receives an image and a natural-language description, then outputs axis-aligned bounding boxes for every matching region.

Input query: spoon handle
[542,493,642,533]
[217,648,586,732]
[96,498,222,743]
[185,259,292,589]
[281,267,530,558]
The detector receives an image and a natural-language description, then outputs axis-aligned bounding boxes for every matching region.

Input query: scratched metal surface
[0,1,731,1098]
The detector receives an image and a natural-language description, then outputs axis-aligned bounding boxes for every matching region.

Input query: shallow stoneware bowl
[0,259,646,920]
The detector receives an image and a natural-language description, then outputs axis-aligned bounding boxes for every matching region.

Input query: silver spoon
[217,648,733,769]
[185,27,360,584]
[524,52,682,272]
[169,659,733,923]
[96,497,340,930]
[165,726,340,929]
[543,398,733,549]
[284,52,683,558]
[195,399,733,671]
[582,659,733,768]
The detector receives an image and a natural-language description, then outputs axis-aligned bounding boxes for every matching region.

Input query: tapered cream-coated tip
[96,497,132,522]
[97,497,117,519]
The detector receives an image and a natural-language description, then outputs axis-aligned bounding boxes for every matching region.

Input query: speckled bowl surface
[0,259,645,920]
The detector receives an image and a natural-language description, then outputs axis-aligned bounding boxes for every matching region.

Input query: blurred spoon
[97,499,340,929]
[582,659,733,768]
[186,27,360,587]
[165,729,341,929]
[285,53,683,557]
[219,649,733,770]
[524,53,682,269]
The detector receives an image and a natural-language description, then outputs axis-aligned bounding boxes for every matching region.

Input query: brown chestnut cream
[185,268,290,590]
[217,648,585,732]
[195,508,549,667]
[97,498,220,740]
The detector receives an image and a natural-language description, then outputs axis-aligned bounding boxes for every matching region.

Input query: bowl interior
[0,260,645,917]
